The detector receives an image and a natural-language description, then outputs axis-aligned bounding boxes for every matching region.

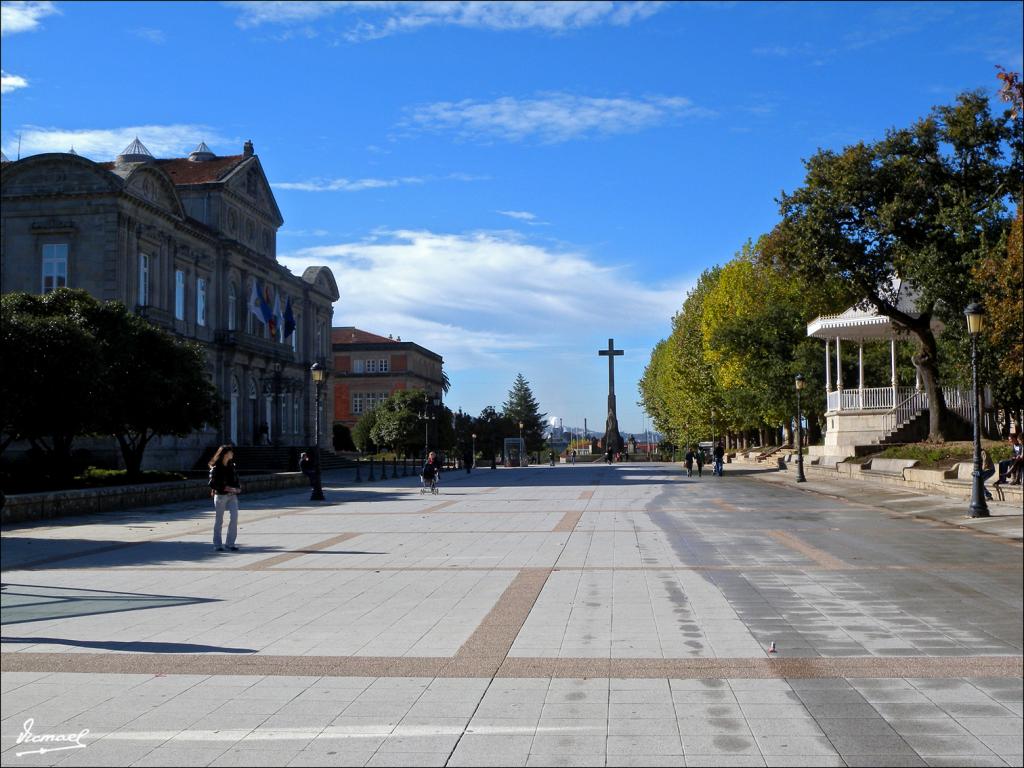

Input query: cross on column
[598,338,624,399]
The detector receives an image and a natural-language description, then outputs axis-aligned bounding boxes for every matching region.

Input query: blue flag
[283,296,296,338]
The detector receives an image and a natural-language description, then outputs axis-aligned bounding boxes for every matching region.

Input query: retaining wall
[2,473,309,525]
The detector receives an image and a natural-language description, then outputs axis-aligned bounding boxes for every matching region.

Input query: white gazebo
[806,282,974,453]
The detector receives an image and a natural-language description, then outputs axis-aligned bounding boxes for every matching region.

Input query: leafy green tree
[0,290,103,480]
[501,373,546,451]
[95,309,221,477]
[471,406,514,462]
[1,289,221,480]
[370,389,427,454]
[352,408,378,453]
[776,91,1021,440]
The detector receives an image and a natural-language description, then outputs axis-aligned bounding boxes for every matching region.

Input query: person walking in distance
[695,447,705,478]
[208,445,241,552]
[684,446,695,477]
[713,442,725,477]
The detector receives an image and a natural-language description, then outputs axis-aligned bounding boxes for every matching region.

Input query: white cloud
[1,70,28,94]
[496,210,537,221]
[273,172,485,192]
[3,124,231,160]
[1,0,58,35]
[402,92,716,144]
[131,27,166,44]
[273,176,424,192]
[226,1,665,39]
[278,228,688,372]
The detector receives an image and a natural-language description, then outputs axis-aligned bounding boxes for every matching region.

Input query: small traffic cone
[768,641,777,654]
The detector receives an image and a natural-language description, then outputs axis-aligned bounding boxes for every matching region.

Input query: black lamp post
[310,361,326,501]
[518,421,524,466]
[965,303,989,518]
[421,397,439,461]
[471,433,476,470]
[795,373,807,483]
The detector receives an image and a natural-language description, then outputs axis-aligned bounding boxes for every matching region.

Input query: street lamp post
[518,421,524,467]
[471,433,476,470]
[965,303,989,518]
[421,396,440,461]
[310,362,327,501]
[795,373,807,483]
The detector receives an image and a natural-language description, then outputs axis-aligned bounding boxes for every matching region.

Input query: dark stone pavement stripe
[440,567,553,677]
[4,652,1019,679]
[240,533,362,570]
[766,529,851,570]
[552,511,583,532]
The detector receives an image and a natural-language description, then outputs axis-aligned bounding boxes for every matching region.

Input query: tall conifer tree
[502,373,546,451]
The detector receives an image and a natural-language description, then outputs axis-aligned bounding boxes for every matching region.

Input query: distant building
[1,138,339,468]
[331,327,444,428]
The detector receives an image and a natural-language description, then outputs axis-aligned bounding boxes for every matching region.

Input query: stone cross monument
[598,338,624,453]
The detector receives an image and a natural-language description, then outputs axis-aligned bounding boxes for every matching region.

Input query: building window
[354,359,365,374]
[291,315,299,352]
[227,283,237,331]
[197,277,207,326]
[41,243,68,294]
[175,269,185,320]
[352,393,364,415]
[380,358,389,373]
[139,253,151,306]
[366,359,377,374]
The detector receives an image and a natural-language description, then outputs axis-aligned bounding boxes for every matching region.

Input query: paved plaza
[1,463,1022,767]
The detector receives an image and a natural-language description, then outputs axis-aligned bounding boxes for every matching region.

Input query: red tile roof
[332,327,399,345]
[157,155,247,185]
[94,155,247,185]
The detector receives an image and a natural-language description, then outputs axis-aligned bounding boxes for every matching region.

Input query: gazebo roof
[807,279,942,341]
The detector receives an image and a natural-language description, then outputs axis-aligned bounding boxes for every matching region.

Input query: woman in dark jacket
[208,445,241,552]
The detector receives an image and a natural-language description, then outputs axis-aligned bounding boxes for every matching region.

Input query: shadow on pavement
[1,637,255,653]
[0,582,220,625]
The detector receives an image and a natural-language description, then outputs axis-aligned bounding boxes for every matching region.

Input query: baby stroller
[420,473,439,495]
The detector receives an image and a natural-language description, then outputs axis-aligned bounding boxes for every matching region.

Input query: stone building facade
[331,327,444,428]
[0,139,339,469]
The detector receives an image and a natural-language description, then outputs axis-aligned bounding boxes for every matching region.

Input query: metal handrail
[883,390,927,435]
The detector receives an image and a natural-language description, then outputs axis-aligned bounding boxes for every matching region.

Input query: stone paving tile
[4,466,1023,767]
[684,757,766,767]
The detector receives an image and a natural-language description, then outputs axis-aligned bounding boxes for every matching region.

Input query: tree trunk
[807,412,822,445]
[782,420,793,447]
[911,328,950,442]
[116,432,150,479]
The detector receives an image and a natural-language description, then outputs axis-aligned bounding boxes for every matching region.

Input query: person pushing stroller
[420,450,441,494]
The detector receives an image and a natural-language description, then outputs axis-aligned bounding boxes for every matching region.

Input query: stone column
[835,337,843,411]
[890,338,898,408]
[858,341,864,410]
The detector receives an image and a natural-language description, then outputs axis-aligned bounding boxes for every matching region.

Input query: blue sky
[3,1,1021,434]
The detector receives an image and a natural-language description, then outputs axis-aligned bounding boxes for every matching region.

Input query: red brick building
[332,327,445,427]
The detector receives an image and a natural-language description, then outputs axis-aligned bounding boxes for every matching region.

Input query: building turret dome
[188,141,215,162]
[116,136,154,165]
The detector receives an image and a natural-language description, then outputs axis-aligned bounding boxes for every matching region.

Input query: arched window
[227,283,237,331]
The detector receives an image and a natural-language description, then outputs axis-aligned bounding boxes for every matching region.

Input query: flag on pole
[272,292,283,341]
[248,279,263,324]
[283,296,296,338]
[260,283,276,337]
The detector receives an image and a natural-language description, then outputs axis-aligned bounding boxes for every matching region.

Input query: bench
[810,455,850,469]
[861,458,919,478]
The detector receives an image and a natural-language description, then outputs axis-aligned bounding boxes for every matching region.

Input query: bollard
[355,458,363,483]
[368,457,376,481]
